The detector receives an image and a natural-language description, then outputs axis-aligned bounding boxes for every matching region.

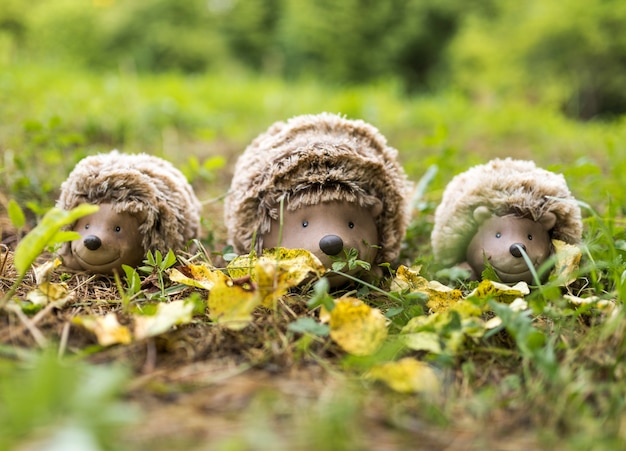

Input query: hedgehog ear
[538,211,557,231]
[370,199,383,218]
[473,206,492,225]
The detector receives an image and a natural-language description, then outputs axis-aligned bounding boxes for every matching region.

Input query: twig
[8,303,48,348]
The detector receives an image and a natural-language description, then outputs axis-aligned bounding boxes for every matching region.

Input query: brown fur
[431,158,583,266]
[224,113,412,265]
[56,150,202,258]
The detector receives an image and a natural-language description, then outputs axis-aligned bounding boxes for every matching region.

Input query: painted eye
[528,234,533,240]
[302,221,308,228]
[348,222,355,229]
[115,226,121,232]
[495,232,501,238]
[85,224,89,230]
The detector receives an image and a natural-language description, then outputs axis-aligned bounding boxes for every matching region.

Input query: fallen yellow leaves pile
[13,241,614,395]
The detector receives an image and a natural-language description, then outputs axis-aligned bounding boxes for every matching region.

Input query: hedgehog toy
[224,112,412,285]
[431,158,582,284]
[57,150,202,274]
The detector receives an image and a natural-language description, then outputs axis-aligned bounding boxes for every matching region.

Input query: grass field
[2,62,626,450]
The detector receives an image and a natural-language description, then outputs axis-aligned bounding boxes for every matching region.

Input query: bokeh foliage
[2,0,626,118]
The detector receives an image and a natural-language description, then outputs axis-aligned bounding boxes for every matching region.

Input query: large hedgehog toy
[57,150,202,273]
[224,112,412,285]
[431,158,582,283]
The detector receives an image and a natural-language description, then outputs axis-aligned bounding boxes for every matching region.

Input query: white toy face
[262,200,381,284]
[69,203,145,273]
[466,213,554,284]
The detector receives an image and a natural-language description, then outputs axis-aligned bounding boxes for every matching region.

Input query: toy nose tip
[84,235,102,251]
[510,243,526,258]
[319,235,344,256]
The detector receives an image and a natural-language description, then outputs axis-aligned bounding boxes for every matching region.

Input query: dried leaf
[134,300,195,339]
[563,294,617,312]
[467,279,529,303]
[390,265,428,292]
[325,297,388,356]
[168,263,229,290]
[367,358,440,393]
[74,312,132,346]
[228,248,326,308]
[550,239,582,286]
[401,331,443,353]
[26,281,72,307]
[425,280,464,313]
[33,258,62,285]
[208,277,262,330]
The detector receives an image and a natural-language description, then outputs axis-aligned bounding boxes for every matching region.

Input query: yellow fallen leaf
[563,294,617,312]
[168,262,230,290]
[74,312,132,346]
[326,297,388,356]
[401,331,443,354]
[208,277,262,330]
[226,252,258,279]
[390,265,428,292]
[33,258,62,284]
[550,239,582,286]
[134,300,195,339]
[425,280,464,313]
[26,281,73,307]
[467,279,529,303]
[228,248,326,309]
[367,358,440,393]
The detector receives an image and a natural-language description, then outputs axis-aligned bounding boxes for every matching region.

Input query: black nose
[84,235,102,251]
[510,243,526,258]
[319,235,344,256]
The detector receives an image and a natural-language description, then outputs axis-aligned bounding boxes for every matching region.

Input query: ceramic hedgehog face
[431,158,583,285]
[57,150,202,274]
[224,113,412,286]
[263,200,383,283]
[465,206,556,283]
[67,204,146,273]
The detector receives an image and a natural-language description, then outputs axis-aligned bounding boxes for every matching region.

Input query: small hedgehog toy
[431,158,583,283]
[224,112,412,285]
[57,150,202,273]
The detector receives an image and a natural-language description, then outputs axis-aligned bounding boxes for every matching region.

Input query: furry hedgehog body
[57,150,202,256]
[431,158,583,266]
[224,112,412,265]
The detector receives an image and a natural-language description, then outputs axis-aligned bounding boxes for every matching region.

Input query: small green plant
[113,264,142,313]
[1,203,99,306]
[329,247,372,272]
[138,249,178,298]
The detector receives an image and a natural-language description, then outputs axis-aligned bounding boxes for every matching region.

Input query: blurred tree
[9,0,626,119]
[447,0,626,119]
[275,0,466,89]
[101,0,229,73]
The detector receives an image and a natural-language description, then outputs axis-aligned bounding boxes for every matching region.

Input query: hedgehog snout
[84,235,102,251]
[319,235,344,256]
[510,243,526,258]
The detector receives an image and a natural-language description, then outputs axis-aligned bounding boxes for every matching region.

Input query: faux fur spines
[224,112,412,265]
[57,150,202,256]
[431,158,583,266]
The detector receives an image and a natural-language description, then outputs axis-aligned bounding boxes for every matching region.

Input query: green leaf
[162,249,177,269]
[288,317,330,336]
[14,204,99,276]
[7,199,26,229]
[122,265,141,296]
[307,277,335,311]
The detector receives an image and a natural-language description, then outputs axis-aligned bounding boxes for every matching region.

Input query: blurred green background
[1,0,626,227]
[4,0,626,119]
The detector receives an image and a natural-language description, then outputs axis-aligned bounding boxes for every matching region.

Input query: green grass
[2,61,626,449]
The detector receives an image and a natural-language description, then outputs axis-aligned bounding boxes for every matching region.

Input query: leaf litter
[0,228,616,448]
